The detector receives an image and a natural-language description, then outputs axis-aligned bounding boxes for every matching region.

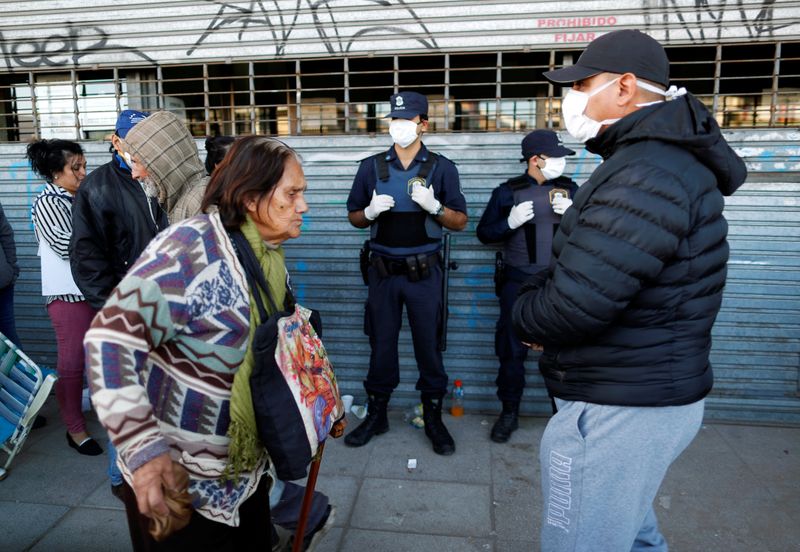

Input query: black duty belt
[371,252,440,281]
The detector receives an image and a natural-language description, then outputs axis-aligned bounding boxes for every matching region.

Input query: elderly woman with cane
[85,136,343,551]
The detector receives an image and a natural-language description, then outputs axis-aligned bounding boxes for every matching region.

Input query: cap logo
[396,96,404,107]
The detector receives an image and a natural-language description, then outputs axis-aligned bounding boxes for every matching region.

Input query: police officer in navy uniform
[476,130,577,443]
[345,91,467,455]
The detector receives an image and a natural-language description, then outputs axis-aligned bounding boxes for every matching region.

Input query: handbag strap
[229,231,279,323]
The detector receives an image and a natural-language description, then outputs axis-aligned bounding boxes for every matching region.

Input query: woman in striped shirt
[27,139,101,456]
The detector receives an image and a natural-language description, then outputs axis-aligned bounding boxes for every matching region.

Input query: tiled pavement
[2,398,798,551]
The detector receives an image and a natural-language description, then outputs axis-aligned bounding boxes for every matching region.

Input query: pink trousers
[47,300,96,434]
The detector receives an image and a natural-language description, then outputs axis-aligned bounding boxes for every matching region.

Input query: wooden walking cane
[292,441,326,552]
[291,418,344,551]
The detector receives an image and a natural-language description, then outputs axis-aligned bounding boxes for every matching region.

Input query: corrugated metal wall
[0,129,797,424]
[2,1,799,70]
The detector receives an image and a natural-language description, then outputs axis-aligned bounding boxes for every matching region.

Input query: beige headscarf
[122,111,208,221]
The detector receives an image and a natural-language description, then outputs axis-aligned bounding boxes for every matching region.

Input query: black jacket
[70,156,169,309]
[512,93,747,407]
[0,203,18,289]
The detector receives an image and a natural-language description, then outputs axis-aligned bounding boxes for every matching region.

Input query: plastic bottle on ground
[450,379,464,417]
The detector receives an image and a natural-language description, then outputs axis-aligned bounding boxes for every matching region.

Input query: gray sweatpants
[540,398,705,552]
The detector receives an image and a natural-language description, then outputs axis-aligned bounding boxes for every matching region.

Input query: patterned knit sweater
[85,211,273,526]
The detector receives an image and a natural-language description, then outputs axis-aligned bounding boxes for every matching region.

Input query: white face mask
[539,156,567,181]
[634,81,689,106]
[389,119,420,149]
[561,77,622,143]
[562,77,689,143]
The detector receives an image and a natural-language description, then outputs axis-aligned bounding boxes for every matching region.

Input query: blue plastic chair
[0,333,57,480]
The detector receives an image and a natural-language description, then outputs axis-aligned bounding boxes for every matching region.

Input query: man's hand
[411,183,442,215]
[552,197,573,216]
[522,342,544,352]
[364,190,395,221]
[132,453,177,519]
[508,201,534,229]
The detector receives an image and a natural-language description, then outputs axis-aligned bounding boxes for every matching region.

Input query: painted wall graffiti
[0,23,154,71]
[0,1,797,70]
[642,0,792,42]
[187,0,439,58]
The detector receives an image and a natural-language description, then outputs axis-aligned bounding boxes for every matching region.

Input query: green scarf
[225,215,287,479]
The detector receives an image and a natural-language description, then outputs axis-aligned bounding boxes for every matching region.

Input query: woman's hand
[132,453,177,518]
[329,418,347,438]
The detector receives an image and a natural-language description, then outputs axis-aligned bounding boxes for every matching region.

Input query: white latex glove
[364,190,395,221]
[410,183,442,215]
[552,197,573,216]
[507,201,534,230]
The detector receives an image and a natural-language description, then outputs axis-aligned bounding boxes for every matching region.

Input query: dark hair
[204,135,236,176]
[26,139,84,182]
[201,136,299,229]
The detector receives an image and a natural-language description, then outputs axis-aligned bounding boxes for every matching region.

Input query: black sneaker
[66,432,103,456]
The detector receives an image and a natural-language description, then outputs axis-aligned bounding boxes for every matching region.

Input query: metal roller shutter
[2,1,798,70]
[0,128,797,423]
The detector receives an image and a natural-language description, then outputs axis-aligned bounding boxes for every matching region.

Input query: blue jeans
[540,398,704,551]
[108,439,123,486]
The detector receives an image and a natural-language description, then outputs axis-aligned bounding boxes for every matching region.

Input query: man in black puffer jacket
[70,110,169,310]
[512,30,746,552]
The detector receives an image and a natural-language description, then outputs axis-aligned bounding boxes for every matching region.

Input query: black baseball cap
[385,91,428,119]
[521,130,575,162]
[543,30,670,88]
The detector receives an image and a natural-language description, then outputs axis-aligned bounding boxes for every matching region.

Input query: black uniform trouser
[363,263,447,396]
[495,278,529,403]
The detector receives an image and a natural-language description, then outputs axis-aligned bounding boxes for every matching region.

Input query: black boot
[344,393,390,447]
[421,394,455,456]
[490,401,519,443]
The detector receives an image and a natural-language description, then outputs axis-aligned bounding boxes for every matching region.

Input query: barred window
[0,41,795,142]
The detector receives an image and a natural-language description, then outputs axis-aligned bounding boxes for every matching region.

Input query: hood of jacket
[121,111,207,217]
[586,92,747,197]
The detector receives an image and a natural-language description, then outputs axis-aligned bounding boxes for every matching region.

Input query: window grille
[0,41,796,142]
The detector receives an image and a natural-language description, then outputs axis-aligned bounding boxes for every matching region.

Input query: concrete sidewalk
[1,398,798,551]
